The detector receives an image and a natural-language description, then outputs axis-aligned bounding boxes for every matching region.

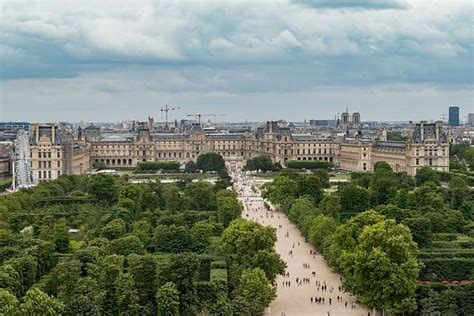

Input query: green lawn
[329,172,351,180]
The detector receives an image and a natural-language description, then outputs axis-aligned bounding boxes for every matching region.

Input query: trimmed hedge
[197,281,219,305]
[210,268,228,289]
[137,161,180,171]
[419,249,474,259]
[420,258,474,281]
[210,260,226,269]
[285,160,329,170]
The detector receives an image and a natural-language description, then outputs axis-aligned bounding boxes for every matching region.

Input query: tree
[243,156,277,172]
[20,288,64,315]
[184,161,197,173]
[88,173,118,204]
[265,176,298,211]
[108,235,145,256]
[53,221,70,253]
[308,215,338,255]
[100,255,124,315]
[156,282,180,316]
[0,288,19,314]
[132,220,153,250]
[375,204,415,223]
[92,160,107,170]
[184,181,216,211]
[6,255,38,296]
[339,185,372,216]
[221,219,277,265]
[115,272,143,315]
[250,249,286,284]
[102,218,126,240]
[415,167,440,186]
[465,146,474,170]
[216,190,242,227]
[214,169,233,192]
[64,277,105,315]
[190,221,213,252]
[370,168,396,204]
[154,225,191,253]
[162,253,200,315]
[343,220,421,312]
[196,152,225,172]
[373,161,392,172]
[128,254,157,311]
[163,185,186,212]
[54,259,81,302]
[297,175,324,205]
[328,210,385,270]
[288,197,317,223]
[402,216,432,248]
[235,268,276,315]
[0,264,22,297]
[319,195,341,220]
[449,176,467,210]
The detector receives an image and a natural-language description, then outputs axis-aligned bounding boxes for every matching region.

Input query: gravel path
[234,173,370,316]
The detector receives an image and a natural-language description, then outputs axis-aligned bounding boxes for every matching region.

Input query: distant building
[337,110,361,131]
[28,118,450,181]
[339,121,449,176]
[468,113,474,126]
[0,144,13,178]
[0,121,30,132]
[29,124,90,181]
[309,120,336,127]
[448,106,460,126]
[83,124,101,141]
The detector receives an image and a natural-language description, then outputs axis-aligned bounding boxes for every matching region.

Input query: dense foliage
[0,171,282,315]
[243,156,282,172]
[264,164,474,314]
[196,153,226,172]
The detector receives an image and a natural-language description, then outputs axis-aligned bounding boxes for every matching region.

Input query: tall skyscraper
[448,106,460,126]
[468,113,474,126]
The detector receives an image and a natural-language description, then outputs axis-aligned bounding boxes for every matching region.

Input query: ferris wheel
[11,129,36,191]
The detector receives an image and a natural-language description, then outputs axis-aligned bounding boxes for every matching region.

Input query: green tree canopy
[343,219,421,312]
[235,268,276,315]
[196,153,226,172]
[156,282,180,316]
[88,173,118,204]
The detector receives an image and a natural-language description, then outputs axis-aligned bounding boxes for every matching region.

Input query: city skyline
[1,0,473,122]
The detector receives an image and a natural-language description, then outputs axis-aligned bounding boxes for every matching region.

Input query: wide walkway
[233,172,369,316]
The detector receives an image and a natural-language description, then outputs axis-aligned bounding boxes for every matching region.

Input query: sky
[0,0,473,123]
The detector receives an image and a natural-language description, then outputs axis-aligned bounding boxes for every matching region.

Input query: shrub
[136,161,180,171]
[285,160,329,170]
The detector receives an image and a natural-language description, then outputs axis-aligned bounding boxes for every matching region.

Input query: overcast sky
[0,0,473,123]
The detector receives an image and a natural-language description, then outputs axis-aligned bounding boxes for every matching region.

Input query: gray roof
[154,133,188,140]
[373,141,406,149]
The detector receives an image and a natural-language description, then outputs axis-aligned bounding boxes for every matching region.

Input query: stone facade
[27,120,449,181]
[29,124,90,181]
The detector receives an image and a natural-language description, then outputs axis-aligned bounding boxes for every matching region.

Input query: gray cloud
[292,0,409,10]
[0,0,472,121]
